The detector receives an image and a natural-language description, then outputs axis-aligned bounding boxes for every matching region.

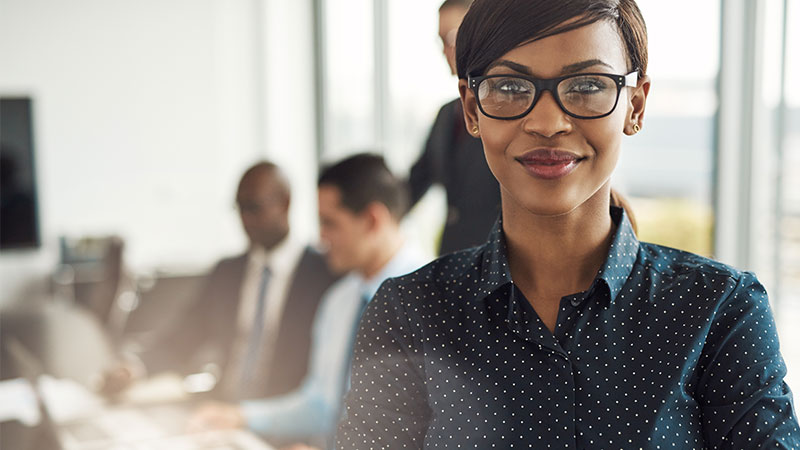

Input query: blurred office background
[0,0,798,388]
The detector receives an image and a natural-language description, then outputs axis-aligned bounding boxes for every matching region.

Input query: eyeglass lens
[477,74,621,119]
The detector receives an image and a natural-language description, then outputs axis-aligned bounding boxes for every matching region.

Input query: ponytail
[610,188,638,235]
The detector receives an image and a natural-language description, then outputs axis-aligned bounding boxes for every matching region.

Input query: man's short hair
[317,153,409,220]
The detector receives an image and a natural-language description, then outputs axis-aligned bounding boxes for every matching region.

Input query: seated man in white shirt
[189,153,428,447]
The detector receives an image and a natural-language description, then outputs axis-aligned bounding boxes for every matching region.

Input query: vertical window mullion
[714,0,761,270]
[373,0,388,152]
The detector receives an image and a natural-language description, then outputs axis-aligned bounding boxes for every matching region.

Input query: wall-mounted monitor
[1,97,41,250]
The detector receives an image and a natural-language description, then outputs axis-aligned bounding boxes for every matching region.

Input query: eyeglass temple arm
[624,71,639,87]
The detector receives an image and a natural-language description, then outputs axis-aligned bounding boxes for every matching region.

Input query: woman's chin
[525,204,580,218]
[507,197,583,219]
[502,182,610,220]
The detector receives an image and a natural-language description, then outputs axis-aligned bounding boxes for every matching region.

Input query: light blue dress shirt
[240,243,427,441]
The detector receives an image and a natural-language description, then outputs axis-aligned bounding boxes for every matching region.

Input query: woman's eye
[494,79,531,94]
[564,78,608,94]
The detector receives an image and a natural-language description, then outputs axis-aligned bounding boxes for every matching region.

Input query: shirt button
[570,298,581,307]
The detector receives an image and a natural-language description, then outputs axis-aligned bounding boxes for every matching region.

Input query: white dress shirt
[240,242,428,440]
[224,235,304,394]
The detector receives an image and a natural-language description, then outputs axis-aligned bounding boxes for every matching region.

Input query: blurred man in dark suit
[103,161,339,401]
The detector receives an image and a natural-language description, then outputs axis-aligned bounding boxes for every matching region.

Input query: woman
[336,0,800,448]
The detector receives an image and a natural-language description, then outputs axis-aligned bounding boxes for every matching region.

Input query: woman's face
[459,19,649,218]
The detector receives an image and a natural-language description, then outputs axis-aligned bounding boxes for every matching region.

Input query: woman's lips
[514,149,584,180]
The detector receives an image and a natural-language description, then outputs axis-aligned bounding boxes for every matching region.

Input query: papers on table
[0,378,40,426]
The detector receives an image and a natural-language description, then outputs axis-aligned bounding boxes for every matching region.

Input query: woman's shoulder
[380,245,487,292]
[636,241,764,301]
[638,241,737,276]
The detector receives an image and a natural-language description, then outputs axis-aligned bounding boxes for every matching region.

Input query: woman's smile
[514,148,586,180]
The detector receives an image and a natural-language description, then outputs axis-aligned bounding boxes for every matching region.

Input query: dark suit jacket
[139,246,338,400]
[408,99,501,255]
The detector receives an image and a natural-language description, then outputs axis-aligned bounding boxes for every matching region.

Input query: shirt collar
[477,216,513,297]
[358,242,426,302]
[476,206,639,306]
[594,206,640,306]
[247,234,299,271]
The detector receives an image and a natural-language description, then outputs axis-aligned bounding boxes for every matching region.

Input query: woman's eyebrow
[485,58,614,76]
[560,59,613,74]
[485,60,532,74]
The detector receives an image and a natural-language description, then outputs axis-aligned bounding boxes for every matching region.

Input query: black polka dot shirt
[336,207,800,449]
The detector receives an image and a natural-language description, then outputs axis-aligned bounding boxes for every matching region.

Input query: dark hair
[610,187,638,235]
[318,153,409,220]
[455,0,647,80]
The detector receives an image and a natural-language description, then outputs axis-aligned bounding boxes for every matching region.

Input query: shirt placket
[506,284,578,448]
[557,285,608,450]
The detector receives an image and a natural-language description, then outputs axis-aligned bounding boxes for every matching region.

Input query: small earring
[632,123,640,134]
[472,125,479,134]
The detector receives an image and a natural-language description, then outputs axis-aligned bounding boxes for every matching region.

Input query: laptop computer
[4,337,273,450]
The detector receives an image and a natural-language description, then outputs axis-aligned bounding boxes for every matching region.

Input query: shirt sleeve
[240,378,334,440]
[696,271,800,448]
[408,103,451,207]
[241,282,352,441]
[336,278,431,449]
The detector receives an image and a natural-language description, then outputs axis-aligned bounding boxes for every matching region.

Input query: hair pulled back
[455,0,647,80]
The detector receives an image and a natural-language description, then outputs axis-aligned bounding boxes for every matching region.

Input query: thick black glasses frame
[468,71,639,120]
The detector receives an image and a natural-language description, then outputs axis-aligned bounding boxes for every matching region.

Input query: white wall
[0,0,318,305]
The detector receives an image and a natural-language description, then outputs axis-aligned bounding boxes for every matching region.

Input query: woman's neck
[503,188,615,301]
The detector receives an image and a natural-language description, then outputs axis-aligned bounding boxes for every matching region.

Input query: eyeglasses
[467,71,639,120]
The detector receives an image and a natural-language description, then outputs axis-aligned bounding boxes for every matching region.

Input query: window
[778,0,800,309]
[319,0,453,256]
[770,0,800,390]
[619,0,720,257]
[319,0,378,162]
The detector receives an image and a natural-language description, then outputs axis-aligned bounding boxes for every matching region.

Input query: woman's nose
[521,91,572,138]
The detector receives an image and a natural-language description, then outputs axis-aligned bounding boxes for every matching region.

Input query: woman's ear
[625,74,651,135]
[458,79,481,137]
